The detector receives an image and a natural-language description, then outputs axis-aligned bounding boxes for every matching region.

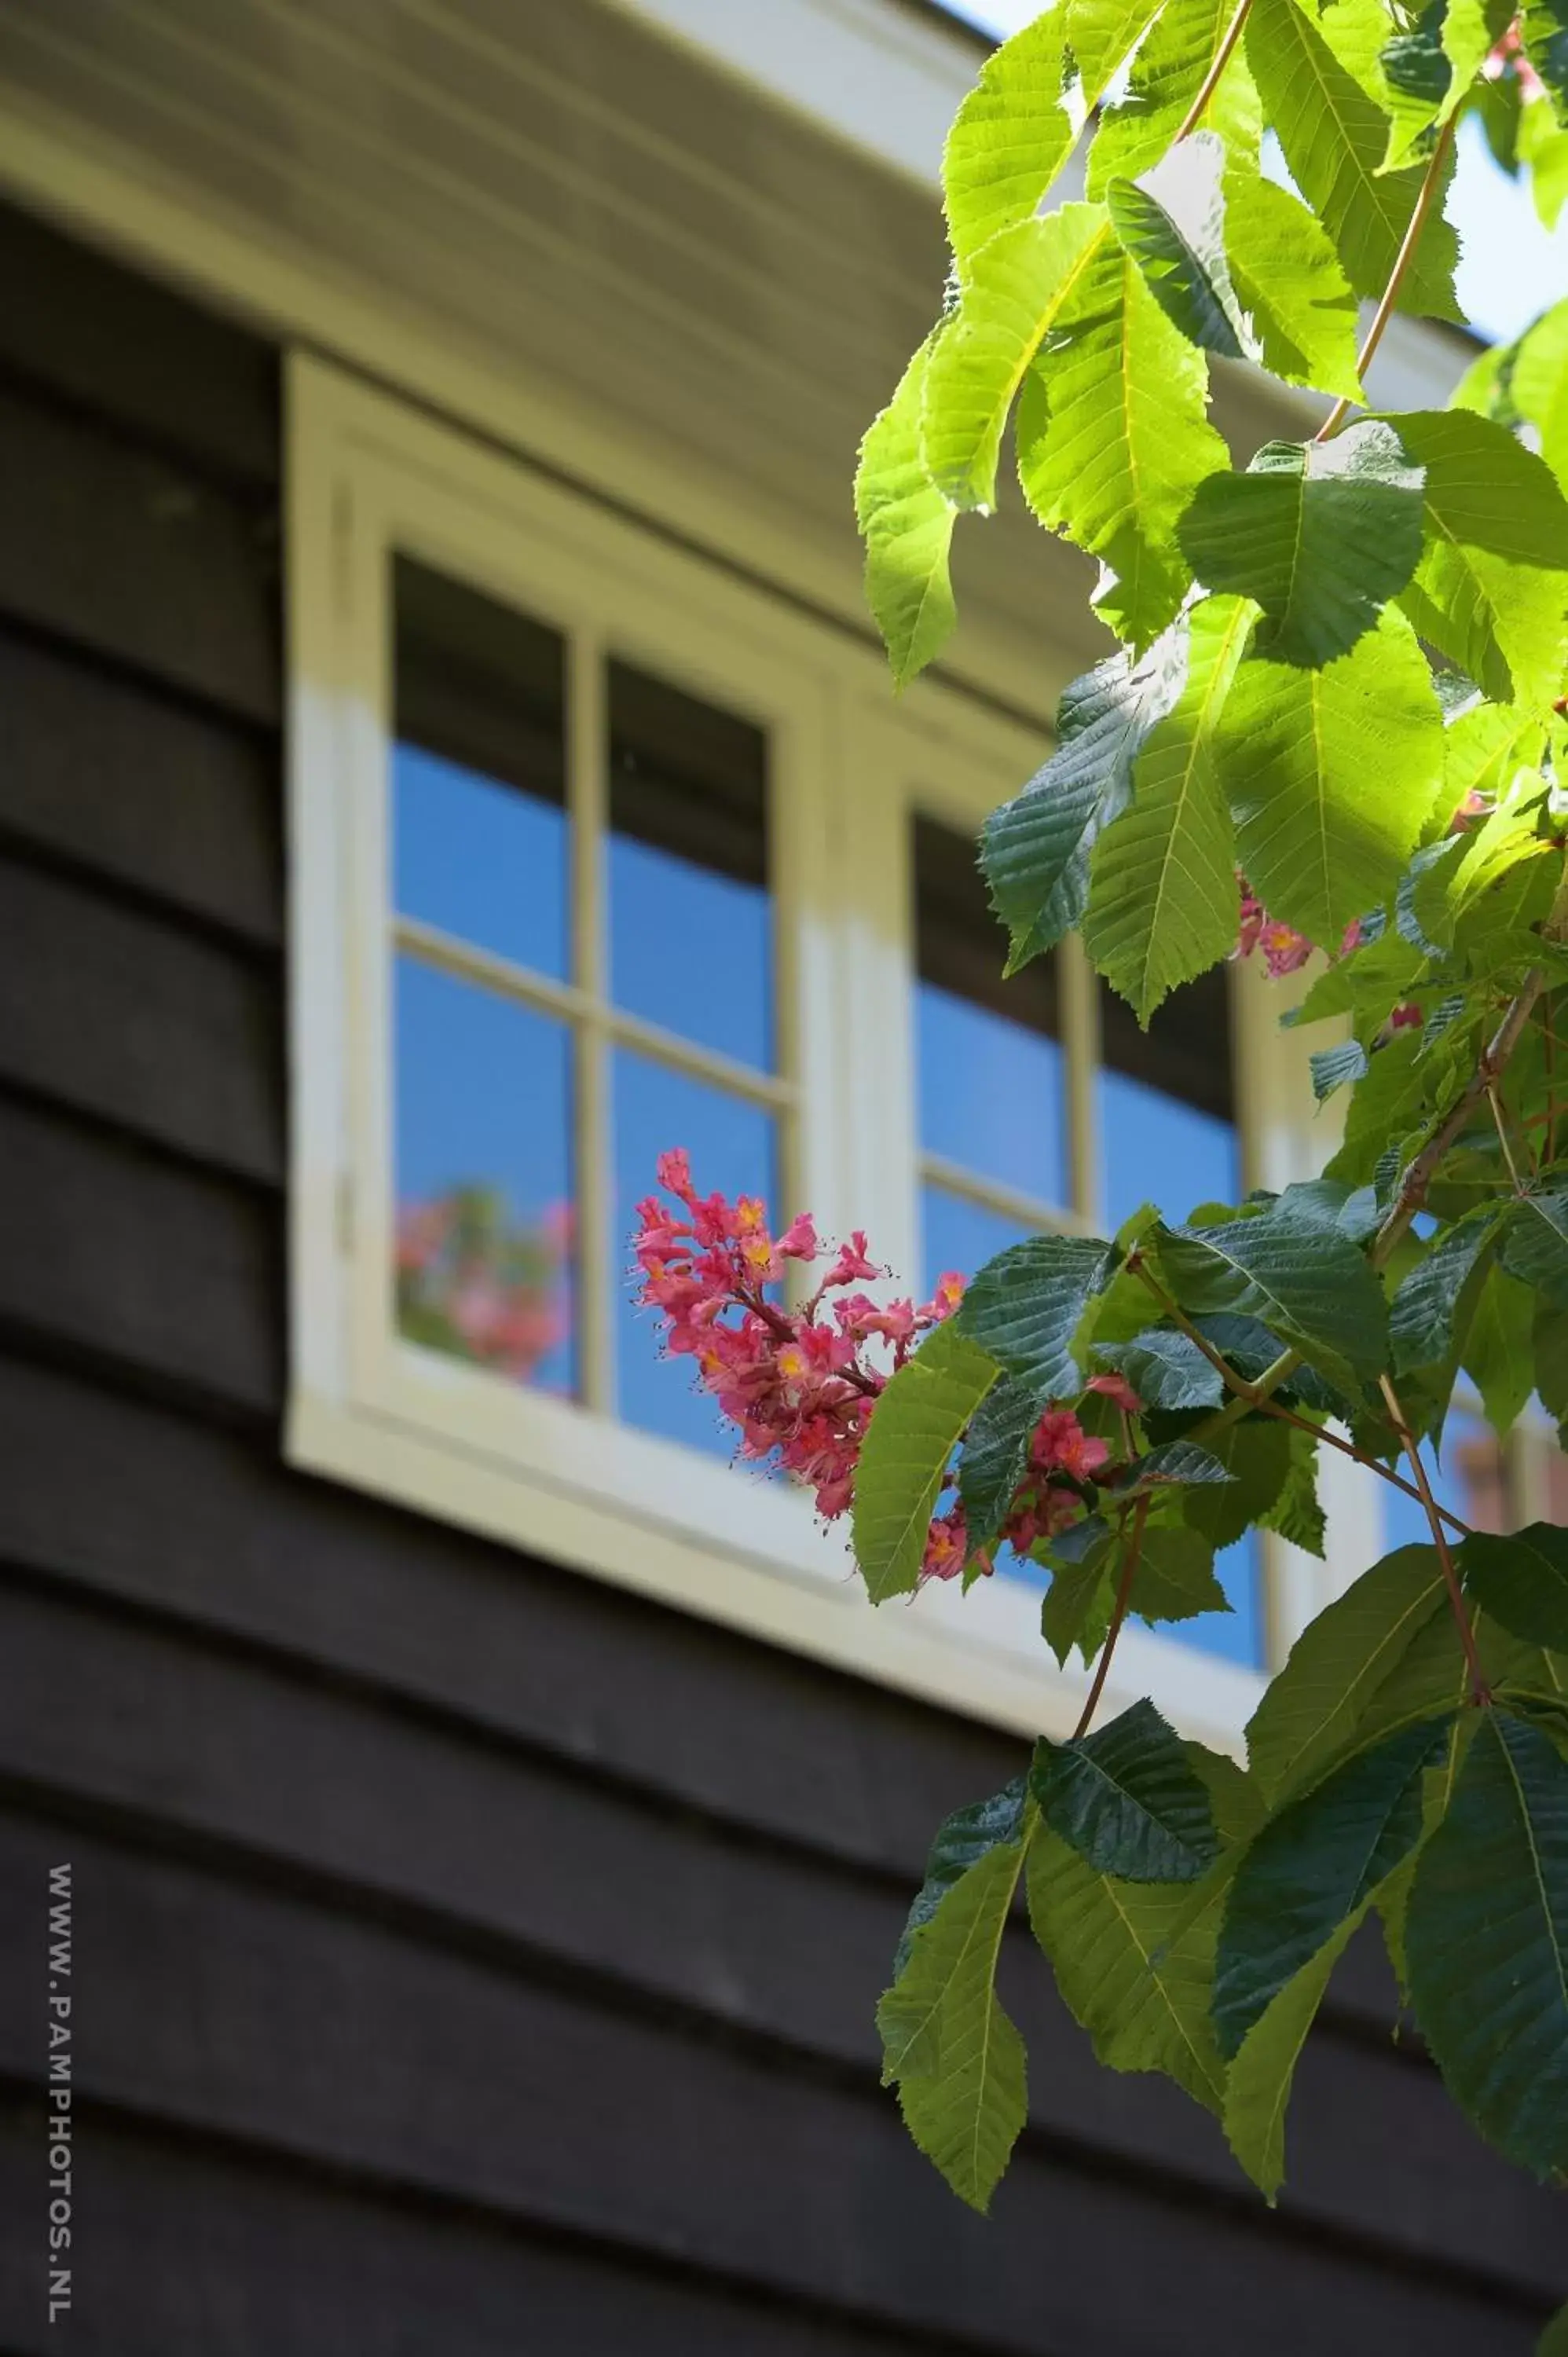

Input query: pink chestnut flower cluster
[632,1150,1137,1586]
[1236,789,1493,1000]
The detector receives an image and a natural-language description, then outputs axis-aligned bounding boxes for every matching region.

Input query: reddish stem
[1379,1374,1489,1706]
[1074,1498,1150,1740]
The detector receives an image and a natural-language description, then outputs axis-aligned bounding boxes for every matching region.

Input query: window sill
[287,1374,1264,1752]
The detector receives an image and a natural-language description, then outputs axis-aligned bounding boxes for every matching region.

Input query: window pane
[608,658,772,1069]
[394,955,574,1395]
[1191,1534,1265,1669]
[1098,968,1238,1234]
[921,1183,1030,1298]
[915,816,1068,1204]
[393,556,568,977]
[614,1049,777,1457]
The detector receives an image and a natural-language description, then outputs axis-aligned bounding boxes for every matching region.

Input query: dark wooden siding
[0,199,1560,2355]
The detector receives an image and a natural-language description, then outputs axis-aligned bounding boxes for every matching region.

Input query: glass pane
[921,1183,1031,1299]
[608,658,772,1069]
[1381,1407,1509,1553]
[915,816,1069,1204]
[393,555,568,977]
[394,955,574,1395]
[1098,968,1238,1234]
[614,1048,777,1457]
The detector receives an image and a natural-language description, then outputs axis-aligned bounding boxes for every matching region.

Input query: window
[912,813,1262,1672]
[288,358,1337,1748]
[390,557,782,1457]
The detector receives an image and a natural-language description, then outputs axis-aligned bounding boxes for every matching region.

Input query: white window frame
[287,355,1346,1751]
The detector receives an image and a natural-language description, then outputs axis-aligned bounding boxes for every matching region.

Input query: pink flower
[396,1199,450,1274]
[1484,22,1546,101]
[1086,1371,1141,1418]
[1258,921,1313,978]
[1235,872,1314,976]
[919,1271,966,1323]
[826,1232,881,1287]
[1032,1409,1110,1483]
[921,1508,970,1583]
[655,1147,695,1201]
[1390,1001,1423,1031]
[632,1158,888,1523]
[634,1156,1137,1583]
[834,1292,918,1347]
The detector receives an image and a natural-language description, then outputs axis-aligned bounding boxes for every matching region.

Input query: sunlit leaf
[1381,0,1513,170]
[1440,700,1550,827]
[924,204,1112,511]
[1106,131,1250,358]
[1213,608,1444,948]
[1222,168,1363,401]
[1247,0,1463,320]
[943,10,1078,274]
[1083,593,1252,1022]
[1087,0,1262,194]
[1511,297,1568,497]
[1390,409,1568,709]
[1180,422,1425,667]
[1067,0,1168,108]
[1017,236,1229,649]
[855,335,957,687]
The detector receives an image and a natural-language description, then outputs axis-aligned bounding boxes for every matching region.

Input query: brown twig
[1314,115,1457,444]
[1252,1395,1471,1538]
[1074,1498,1149,1739]
[1173,0,1253,145]
[1127,1258,1260,1402]
[1379,1373,1489,1705]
